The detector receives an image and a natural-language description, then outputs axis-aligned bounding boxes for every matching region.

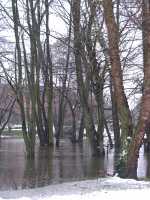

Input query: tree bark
[110,71,121,149]
[124,0,150,178]
[103,0,133,160]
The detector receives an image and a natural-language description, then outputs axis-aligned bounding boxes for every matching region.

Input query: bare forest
[0,0,150,181]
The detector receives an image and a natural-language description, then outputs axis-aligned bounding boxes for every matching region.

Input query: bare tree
[0,85,16,136]
[72,0,103,156]
[102,0,133,163]
[125,0,150,178]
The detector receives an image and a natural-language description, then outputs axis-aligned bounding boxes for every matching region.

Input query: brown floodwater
[0,138,149,190]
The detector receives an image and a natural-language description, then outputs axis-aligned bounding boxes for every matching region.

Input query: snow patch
[0,177,150,200]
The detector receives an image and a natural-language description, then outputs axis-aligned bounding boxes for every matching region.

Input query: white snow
[1,177,150,200]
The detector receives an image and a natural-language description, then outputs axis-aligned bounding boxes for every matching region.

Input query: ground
[0,177,150,200]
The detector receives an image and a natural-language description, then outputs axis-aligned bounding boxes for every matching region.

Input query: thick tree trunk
[144,123,150,152]
[103,0,133,161]
[124,0,150,178]
[45,0,53,146]
[96,12,121,150]
[110,72,121,149]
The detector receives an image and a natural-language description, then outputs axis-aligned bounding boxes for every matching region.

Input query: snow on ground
[1,177,150,200]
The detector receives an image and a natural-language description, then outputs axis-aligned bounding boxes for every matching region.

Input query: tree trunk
[144,123,150,152]
[96,14,120,150]
[78,111,84,143]
[110,71,121,149]
[124,0,150,178]
[45,0,54,146]
[104,118,113,149]
[103,0,133,161]
[12,0,35,158]
[72,0,101,156]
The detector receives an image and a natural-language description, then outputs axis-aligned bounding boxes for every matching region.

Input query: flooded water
[0,138,149,190]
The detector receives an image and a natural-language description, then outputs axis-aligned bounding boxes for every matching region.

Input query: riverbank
[0,177,150,200]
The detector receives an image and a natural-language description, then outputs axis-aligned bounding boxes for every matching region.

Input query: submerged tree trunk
[55,99,65,147]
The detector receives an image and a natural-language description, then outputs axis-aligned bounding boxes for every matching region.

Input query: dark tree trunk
[78,112,85,143]
[144,123,150,152]
[104,118,113,149]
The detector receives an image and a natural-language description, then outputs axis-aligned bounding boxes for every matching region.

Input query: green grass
[2,129,23,137]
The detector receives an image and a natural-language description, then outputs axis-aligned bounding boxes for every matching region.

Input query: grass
[1,129,23,138]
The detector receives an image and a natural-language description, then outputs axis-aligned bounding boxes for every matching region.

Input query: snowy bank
[1,177,150,200]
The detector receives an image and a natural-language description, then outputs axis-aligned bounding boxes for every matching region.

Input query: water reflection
[22,158,36,189]
[22,147,54,189]
[0,138,148,190]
